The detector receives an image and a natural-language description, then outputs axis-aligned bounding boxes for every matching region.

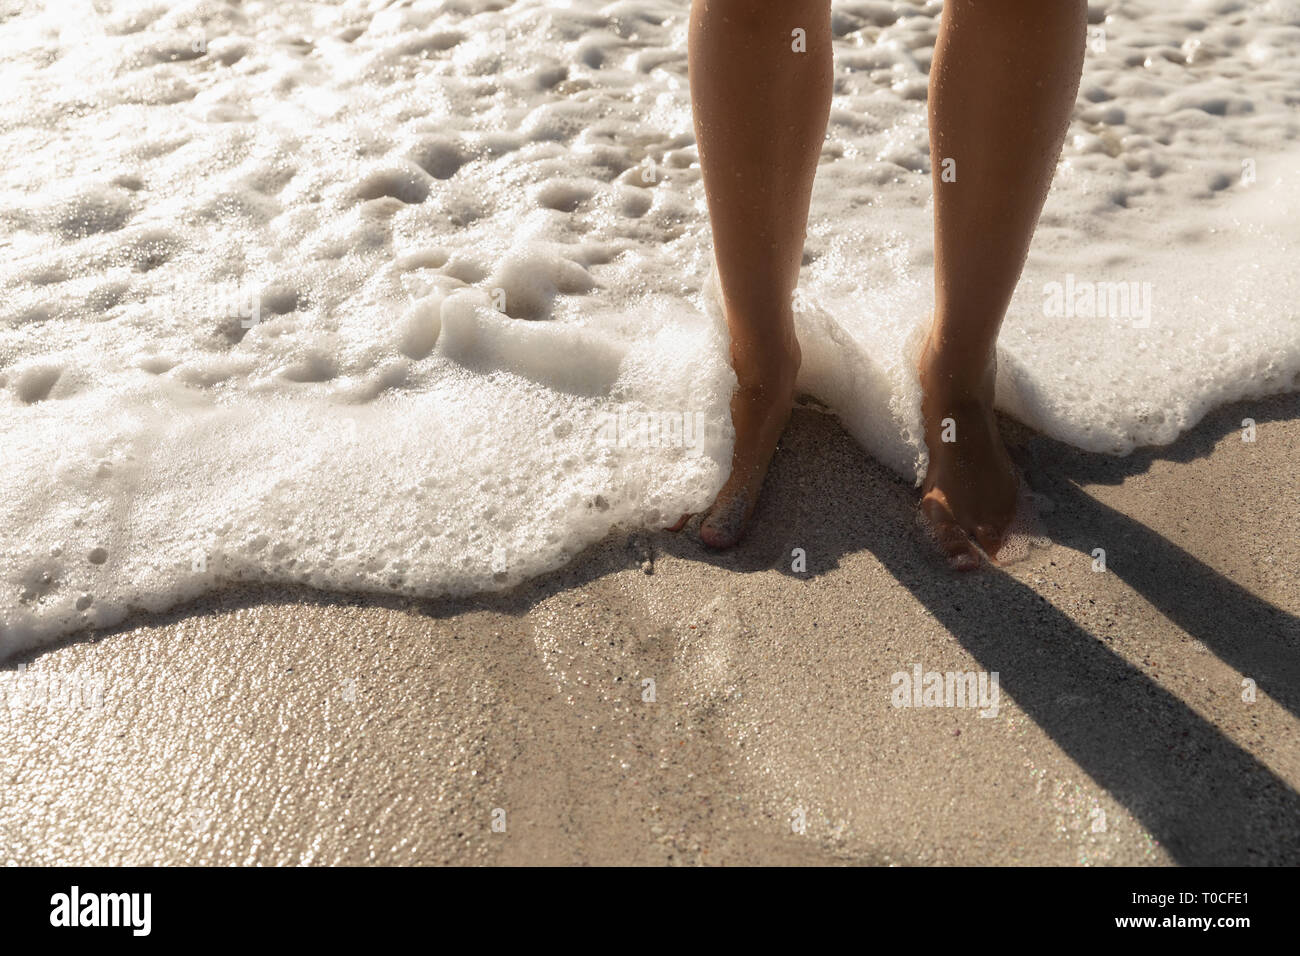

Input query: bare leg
[686,0,832,548]
[920,0,1086,569]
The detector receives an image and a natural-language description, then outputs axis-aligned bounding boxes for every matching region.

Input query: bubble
[4,0,1300,659]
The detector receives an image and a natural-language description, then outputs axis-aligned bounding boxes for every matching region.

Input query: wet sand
[2,393,1298,866]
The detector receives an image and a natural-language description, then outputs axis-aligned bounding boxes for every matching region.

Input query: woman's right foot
[698,337,801,549]
[917,334,1019,570]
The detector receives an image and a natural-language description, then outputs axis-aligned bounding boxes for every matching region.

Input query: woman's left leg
[920,0,1087,569]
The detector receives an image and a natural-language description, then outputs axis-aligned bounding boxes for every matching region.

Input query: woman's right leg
[688,0,833,548]
[920,0,1087,569]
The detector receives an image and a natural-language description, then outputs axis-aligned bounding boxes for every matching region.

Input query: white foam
[2,0,1298,655]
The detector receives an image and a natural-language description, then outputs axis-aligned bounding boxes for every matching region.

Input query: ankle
[919,334,995,406]
[731,334,801,389]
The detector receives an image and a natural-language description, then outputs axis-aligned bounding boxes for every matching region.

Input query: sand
[2,393,1298,866]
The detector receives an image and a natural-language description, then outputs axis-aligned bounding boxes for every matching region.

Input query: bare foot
[917,333,1019,570]
[697,336,801,549]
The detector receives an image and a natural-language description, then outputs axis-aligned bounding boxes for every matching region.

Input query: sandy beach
[4,392,1297,866]
[3,0,1299,870]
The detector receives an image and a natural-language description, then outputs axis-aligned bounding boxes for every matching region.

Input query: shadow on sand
[657,390,1300,864]
[19,393,1300,864]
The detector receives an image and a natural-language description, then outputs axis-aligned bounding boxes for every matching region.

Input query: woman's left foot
[917,334,1019,570]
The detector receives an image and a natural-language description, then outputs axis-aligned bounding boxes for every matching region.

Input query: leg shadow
[662,406,1300,863]
[1031,473,1300,720]
[867,524,1300,864]
[1016,392,1300,721]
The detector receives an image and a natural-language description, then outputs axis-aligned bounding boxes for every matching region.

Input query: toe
[699,494,750,550]
[974,523,1005,561]
[665,513,692,533]
[921,495,983,571]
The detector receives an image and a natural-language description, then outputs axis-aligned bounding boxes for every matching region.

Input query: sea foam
[2,0,1298,655]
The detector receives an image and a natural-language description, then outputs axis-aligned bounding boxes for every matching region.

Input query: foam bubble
[2,0,1298,655]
